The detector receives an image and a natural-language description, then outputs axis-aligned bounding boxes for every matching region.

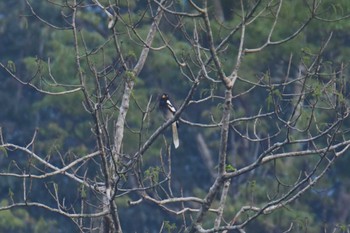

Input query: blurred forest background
[1,0,350,232]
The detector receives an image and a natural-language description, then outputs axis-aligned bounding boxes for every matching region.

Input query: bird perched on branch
[159,93,179,148]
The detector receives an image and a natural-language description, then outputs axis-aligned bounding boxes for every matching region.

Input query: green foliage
[266,86,282,111]
[144,166,162,184]
[22,57,49,78]
[125,70,136,81]
[225,164,236,172]
[163,220,177,233]
[6,60,16,73]
[0,200,26,233]
[36,123,68,152]
[339,224,348,232]
[33,217,58,233]
[0,147,7,157]
[8,189,14,202]
[114,196,131,208]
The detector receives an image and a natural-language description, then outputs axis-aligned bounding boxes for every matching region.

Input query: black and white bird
[159,93,179,148]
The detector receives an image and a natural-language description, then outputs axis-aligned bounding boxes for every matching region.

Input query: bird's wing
[166,99,176,113]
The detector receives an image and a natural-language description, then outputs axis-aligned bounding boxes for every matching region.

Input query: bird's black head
[159,93,169,108]
[161,93,169,100]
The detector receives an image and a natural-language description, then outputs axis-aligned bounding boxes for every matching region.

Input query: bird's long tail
[172,122,179,149]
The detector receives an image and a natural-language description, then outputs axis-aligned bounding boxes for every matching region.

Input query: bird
[159,93,179,149]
